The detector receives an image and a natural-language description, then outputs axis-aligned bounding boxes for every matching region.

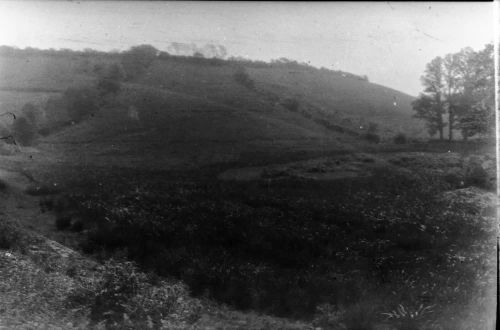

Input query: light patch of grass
[0,250,89,329]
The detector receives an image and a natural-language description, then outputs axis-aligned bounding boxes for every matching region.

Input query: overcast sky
[0,1,494,96]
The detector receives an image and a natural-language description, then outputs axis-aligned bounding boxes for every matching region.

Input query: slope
[1,49,426,169]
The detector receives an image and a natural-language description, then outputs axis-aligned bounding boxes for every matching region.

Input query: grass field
[7,141,490,330]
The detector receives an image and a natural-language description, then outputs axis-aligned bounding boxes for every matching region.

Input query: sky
[0,1,494,96]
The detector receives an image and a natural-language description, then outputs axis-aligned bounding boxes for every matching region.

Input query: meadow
[30,144,496,330]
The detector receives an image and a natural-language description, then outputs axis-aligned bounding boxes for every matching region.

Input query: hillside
[0,49,426,169]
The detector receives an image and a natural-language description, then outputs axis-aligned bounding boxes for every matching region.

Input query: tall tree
[442,48,476,141]
[121,45,158,80]
[415,45,494,141]
[412,56,446,140]
[457,44,494,139]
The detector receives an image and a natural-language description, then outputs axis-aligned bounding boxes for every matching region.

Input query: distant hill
[0,47,426,168]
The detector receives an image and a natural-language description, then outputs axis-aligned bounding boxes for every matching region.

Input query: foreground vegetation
[29,151,495,330]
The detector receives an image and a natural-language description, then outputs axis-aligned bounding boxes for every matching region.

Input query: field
[0,139,493,329]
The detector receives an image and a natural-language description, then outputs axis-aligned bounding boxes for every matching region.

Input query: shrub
[282,98,300,112]
[39,198,54,213]
[97,63,125,96]
[121,44,158,80]
[68,259,201,329]
[367,122,378,134]
[70,218,85,232]
[363,133,381,144]
[63,87,99,123]
[464,158,490,190]
[55,215,72,231]
[393,133,407,144]
[0,220,23,250]
[233,68,255,90]
[96,78,121,96]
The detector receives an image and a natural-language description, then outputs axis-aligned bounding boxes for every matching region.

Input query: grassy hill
[0,48,426,168]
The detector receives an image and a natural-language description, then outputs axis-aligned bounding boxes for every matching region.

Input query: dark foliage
[96,63,125,96]
[393,133,407,144]
[233,68,255,90]
[55,215,72,231]
[281,98,300,112]
[63,87,99,123]
[121,45,158,80]
[46,163,494,325]
[363,133,381,144]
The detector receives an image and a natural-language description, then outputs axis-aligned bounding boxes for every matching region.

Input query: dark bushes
[121,44,158,80]
[233,68,255,90]
[363,133,381,143]
[67,259,201,329]
[393,133,407,144]
[63,87,99,123]
[464,158,491,190]
[281,98,300,112]
[96,63,125,96]
[55,215,72,230]
[50,165,488,321]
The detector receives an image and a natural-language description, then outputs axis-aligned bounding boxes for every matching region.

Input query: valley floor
[0,143,496,329]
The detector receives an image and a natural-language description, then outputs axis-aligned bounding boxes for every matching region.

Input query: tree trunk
[448,110,454,141]
[437,93,444,141]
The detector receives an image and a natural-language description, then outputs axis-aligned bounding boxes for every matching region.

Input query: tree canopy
[121,45,159,80]
[413,44,494,141]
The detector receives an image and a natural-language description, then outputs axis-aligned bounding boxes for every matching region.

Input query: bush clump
[464,157,491,190]
[68,259,201,329]
[281,98,300,112]
[393,133,407,144]
[63,87,99,123]
[55,215,72,231]
[233,68,255,90]
[96,63,126,97]
[121,44,158,80]
[363,133,381,144]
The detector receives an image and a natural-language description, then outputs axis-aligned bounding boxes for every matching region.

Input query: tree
[193,51,204,58]
[414,45,494,141]
[233,68,255,90]
[412,94,444,138]
[456,44,494,139]
[97,63,126,96]
[412,56,446,140]
[121,45,158,80]
[442,48,476,141]
[63,87,99,123]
